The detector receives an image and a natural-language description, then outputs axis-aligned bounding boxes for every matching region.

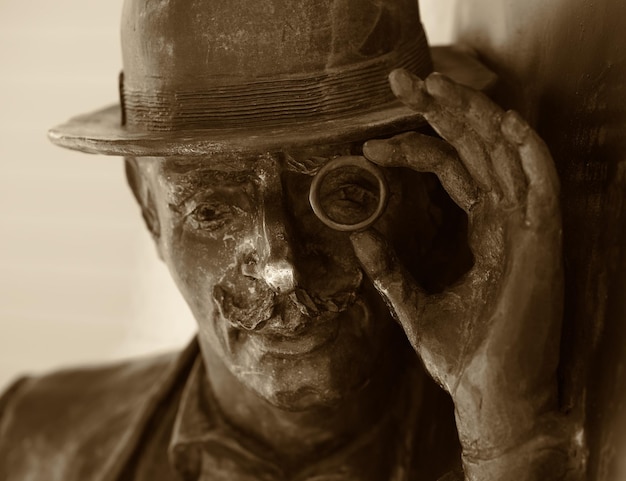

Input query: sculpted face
[128,145,446,411]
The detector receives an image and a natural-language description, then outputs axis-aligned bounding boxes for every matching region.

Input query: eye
[317,168,380,225]
[185,202,242,232]
[332,183,377,208]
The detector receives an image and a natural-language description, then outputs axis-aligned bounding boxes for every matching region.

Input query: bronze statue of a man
[0,0,578,480]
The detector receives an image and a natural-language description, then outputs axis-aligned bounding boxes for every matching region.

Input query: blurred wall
[0,1,457,391]
[0,0,196,392]
[449,0,626,479]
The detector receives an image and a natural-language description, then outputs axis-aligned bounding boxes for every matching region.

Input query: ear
[124,158,164,260]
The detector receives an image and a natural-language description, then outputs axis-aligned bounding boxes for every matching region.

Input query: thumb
[350,229,424,347]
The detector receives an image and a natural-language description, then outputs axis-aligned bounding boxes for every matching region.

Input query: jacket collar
[98,338,200,481]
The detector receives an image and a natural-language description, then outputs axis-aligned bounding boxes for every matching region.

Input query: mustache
[213,284,359,332]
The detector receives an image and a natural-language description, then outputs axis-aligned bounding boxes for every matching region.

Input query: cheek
[159,212,249,319]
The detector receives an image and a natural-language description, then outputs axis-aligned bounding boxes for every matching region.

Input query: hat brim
[48,46,496,157]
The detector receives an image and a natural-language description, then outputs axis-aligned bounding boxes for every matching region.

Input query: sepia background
[0,0,457,391]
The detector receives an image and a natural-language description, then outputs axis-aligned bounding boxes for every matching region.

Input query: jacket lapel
[97,338,199,481]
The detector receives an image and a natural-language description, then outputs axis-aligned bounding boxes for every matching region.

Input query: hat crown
[122,0,427,82]
[119,0,432,132]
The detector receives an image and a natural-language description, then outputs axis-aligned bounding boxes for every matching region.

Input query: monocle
[309,155,389,232]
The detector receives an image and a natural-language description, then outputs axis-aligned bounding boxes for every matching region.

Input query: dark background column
[449,1,626,479]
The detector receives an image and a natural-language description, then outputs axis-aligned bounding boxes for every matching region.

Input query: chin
[230,311,383,411]
[260,383,345,412]
[240,361,362,412]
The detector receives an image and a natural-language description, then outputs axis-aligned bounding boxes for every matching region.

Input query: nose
[241,156,297,294]
[259,226,296,294]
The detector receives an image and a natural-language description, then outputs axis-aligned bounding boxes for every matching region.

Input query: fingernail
[501,110,530,144]
[363,140,393,162]
[389,69,430,109]
[425,73,463,107]
[389,69,416,96]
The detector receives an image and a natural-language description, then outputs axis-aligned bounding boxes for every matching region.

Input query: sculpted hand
[351,70,577,480]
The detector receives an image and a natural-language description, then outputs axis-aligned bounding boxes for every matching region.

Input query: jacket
[0,340,461,481]
[0,341,198,481]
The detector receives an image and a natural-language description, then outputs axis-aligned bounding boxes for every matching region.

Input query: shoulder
[0,350,179,432]
[0,341,198,481]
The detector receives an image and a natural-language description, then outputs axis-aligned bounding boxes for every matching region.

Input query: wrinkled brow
[162,155,257,174]
[284,154,329,175]
[163,168,257,206]
[159,140,360,176]
[283,141,360,175]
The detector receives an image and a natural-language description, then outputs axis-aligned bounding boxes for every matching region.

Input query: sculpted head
[49,0,476,413]
[124,144,448,411]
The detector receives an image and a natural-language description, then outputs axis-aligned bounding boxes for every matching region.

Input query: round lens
[309,156,388,232]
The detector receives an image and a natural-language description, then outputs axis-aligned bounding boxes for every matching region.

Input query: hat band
[120,30,431,132]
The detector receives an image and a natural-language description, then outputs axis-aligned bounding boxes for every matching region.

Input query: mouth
[246,310,341,357]
[242,300,345,357]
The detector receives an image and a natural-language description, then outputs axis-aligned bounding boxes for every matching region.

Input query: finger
[363,133,479,211]
[352,229,476,393]
[489,139,528,204]
[425,74,518,200]
[425,76,529,203]
[426,71,504,142]
[390,70,495,193]
[395,70,531,204]
[388,68,432,111]
[349,229,424,348]
[501,110,560,224]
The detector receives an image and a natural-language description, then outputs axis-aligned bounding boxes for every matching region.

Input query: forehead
[147,142,360,177]
[135,143,361,203]
[142,156,258,206]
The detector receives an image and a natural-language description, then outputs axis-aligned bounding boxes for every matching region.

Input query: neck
[200,340,406,471]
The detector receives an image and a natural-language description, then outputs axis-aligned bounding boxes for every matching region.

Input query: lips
[247,314,340,356]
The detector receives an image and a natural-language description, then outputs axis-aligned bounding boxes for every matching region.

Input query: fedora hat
[48,0,496,157]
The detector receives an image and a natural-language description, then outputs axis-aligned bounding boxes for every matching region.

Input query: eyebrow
[162,155,257,174]
[283,143,358,175]
[284,154,329,175]
[162,168,258,209]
